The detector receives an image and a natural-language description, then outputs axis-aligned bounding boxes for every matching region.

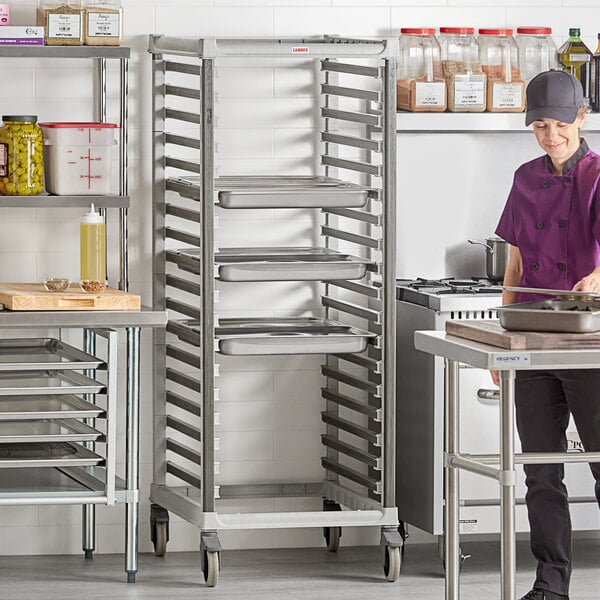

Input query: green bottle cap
[569,28,581,36]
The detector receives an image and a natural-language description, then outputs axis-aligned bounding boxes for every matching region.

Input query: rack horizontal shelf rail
[150,34,401,587]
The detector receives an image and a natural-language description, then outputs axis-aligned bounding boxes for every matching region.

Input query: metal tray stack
[0,338,112,471]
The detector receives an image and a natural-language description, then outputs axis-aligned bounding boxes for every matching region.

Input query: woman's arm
[491,245,522,386]
[501,245,523,305]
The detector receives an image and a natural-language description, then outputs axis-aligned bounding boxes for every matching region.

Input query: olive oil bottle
[558,28,593,106]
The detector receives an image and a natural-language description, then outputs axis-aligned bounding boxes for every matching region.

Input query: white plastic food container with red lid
[38,122,118,195]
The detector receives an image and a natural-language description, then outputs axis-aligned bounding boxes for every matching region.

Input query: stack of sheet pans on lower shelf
[0,339,107,469]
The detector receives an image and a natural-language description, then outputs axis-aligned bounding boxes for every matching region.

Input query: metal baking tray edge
[168,317,376,355]
[498,300,600,333]
[0,338,104,371]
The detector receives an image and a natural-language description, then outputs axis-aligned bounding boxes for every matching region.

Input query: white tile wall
[1,0,600,559]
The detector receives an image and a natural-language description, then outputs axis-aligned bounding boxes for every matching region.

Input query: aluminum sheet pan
[169,175,373,208]
[0,338,103,371]
[168,317,376,355]
[0,442,103,468]
[503,286,600,302]
[498,299,600,333]
[169,247,372,281]
[0,395,104,420]
[0,370,105,396]
[0,419,103,443]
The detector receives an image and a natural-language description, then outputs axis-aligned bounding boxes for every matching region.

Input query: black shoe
[519,589,569,600]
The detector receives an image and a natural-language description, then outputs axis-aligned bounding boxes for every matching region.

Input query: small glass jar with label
[439,27,486,112]
[516,26,558,84]
[83,0,122,46]
[0,115,44,196]
[397,28,446,112]
[36,0,84,46]
[478,28,525,113]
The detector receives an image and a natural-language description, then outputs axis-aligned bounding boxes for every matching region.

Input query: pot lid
[503,286,600,302]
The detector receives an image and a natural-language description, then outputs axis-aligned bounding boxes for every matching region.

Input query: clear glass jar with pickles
[0,115,44,196]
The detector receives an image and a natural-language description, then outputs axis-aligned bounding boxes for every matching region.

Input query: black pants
[515,369,600,596]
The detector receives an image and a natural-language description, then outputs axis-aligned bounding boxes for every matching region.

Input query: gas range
[396,277,503,311]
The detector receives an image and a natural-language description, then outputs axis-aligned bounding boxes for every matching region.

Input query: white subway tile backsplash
[155,7,275,36]
[274,7,391,36]
[217,97,315,129]
[392,7,507,30]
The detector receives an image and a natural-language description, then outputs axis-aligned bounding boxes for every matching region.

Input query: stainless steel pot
[468,237,510,282]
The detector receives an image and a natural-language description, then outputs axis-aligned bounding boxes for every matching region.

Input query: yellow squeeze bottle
[80,203,106,283]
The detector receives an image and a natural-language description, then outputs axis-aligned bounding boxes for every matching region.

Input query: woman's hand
[572,269,600,293]
[490,370,499,386]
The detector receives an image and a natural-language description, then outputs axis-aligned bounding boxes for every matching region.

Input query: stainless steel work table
[0,306,167,582]
[414,330,600,600]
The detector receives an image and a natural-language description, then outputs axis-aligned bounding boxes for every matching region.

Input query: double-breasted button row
[533,220,568,229]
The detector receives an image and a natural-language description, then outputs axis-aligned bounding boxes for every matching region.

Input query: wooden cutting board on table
[0,283,141,311]
[446,320,600,350]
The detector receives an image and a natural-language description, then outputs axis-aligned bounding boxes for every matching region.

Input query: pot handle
[468,239,494,253]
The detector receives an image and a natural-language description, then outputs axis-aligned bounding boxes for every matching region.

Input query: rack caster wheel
[324,526,341,552]
[323,498,342,552]
[383,545,401,582]
[150,504,169,557]
[201,550,220,587]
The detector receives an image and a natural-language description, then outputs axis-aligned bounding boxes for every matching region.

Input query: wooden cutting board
[446,320,600,350]
[0,283,141,311]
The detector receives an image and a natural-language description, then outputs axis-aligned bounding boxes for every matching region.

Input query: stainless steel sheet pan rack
[150,34,400,587]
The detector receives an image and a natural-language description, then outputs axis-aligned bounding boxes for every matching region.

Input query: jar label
[47,14,82,39]
[414,81,446,107]
[491,82,525,109]
[86,12,120,37]
[453,80,485,106]
[0,143,6,177]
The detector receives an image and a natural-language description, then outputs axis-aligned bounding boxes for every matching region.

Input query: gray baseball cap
[525,69,584,126]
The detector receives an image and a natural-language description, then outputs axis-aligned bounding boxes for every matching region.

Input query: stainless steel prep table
[414,330,600,600]
[0,307,166,582]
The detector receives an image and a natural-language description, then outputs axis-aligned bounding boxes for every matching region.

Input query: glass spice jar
[478,28,525,113]
[0,115,44,196]
[397,27,446,112]
[439,27,487,112]
[515,26,558,84]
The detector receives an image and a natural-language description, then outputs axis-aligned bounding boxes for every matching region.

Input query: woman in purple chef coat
[494,69,600,600]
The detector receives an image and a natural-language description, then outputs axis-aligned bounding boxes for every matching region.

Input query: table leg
[499,369,516,600]
[445,359,460,600]
[125,327,140,583]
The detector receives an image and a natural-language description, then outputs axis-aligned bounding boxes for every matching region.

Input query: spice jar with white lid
[516,27,558,84]
[397,28,446,112]
[478,28,525,112]
[439,26,486,112]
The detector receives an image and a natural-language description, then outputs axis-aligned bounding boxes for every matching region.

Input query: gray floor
[0,538,599,598]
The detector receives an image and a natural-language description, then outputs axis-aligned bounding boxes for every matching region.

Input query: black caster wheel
[150,504,170,557]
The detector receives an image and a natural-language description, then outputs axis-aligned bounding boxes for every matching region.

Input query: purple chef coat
[495,139,600,303]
